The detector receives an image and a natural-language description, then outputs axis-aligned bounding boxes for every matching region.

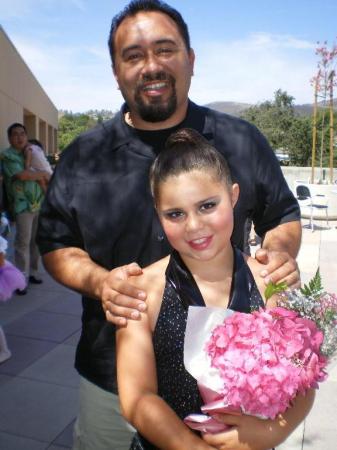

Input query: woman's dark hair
[150,128,233,202]
[108,0,191,68]
[7,123,26,139]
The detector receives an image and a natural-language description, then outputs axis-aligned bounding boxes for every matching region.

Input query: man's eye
[156,47,175,57]
[126,53,142,62]
[200,202,216,212]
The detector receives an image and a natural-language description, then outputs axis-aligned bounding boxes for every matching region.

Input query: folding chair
[296,184,329,231]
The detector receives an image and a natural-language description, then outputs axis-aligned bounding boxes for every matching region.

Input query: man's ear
[231,183,240,208]
[189,48,195,76]
[112,64,118,83]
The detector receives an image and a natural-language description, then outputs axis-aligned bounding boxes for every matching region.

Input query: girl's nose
[186,214,202,232]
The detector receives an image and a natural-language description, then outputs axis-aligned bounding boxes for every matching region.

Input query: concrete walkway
[0,221,336,450]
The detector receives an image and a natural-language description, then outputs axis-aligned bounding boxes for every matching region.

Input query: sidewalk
[277,222,337,450]
[0,222,337,450]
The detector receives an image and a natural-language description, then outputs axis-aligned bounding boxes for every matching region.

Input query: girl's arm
[117,285,215,450]
[203,388,315,450]
[24,147,32,170]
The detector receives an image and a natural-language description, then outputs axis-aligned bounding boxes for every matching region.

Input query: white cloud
[9,34,123,111]
[7,31,318,111]
[190,33,317,105]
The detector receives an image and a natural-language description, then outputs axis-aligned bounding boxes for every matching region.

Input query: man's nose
[141,53,163,75]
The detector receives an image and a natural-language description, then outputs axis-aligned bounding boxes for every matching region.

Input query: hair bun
[165,128,203,149]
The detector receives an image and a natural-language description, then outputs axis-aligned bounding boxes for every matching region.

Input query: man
[37,1,301,449]
[1,123,49,294]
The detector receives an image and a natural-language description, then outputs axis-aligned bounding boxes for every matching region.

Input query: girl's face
[157,170,239,263]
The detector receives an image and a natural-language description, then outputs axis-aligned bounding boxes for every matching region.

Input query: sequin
[130,248,264,450]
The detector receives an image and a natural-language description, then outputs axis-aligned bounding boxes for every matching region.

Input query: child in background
[0,234,26,363]
[24,139,53,192]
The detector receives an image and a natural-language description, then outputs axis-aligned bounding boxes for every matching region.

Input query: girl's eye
[164,211,184,220]
[200,202,217,212]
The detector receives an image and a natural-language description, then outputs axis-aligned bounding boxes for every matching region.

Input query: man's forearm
[42,247,109,300]
[262,220,302,258]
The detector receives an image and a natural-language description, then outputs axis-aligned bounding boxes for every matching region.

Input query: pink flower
[204,307,327,419]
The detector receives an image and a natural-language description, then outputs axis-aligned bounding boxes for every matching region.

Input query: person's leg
[72,377,134,450]
[0,326,11,364]
[14,212,34,278]
[29,211,40,278]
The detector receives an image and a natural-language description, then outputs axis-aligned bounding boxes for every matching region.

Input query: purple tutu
[0,261,27,302]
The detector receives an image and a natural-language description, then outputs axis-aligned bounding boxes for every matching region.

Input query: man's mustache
[137,71,175,89]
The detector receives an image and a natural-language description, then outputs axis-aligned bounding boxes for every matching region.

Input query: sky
[1,0,337,112]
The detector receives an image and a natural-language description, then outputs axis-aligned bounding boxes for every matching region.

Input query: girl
[117,128,314,450]
[24,139,52,193]
[0,232,26,363]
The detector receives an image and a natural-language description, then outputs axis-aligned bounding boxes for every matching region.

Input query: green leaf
[264,280,288,300]
[300,268,323,299]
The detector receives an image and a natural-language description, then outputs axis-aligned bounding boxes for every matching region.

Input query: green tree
[284,116,312,166]
[58,113,97,151]
[241,89,295,150]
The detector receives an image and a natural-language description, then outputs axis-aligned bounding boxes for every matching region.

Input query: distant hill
[205,99,337,117]
[57,99,337,119]
[204,101,252,116]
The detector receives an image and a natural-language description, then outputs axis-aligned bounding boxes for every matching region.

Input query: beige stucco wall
[0,25,58,154]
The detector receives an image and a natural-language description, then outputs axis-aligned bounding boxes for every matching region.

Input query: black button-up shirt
[37,101,299,392]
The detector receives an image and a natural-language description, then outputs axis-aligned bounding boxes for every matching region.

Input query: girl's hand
[202,412,284,450]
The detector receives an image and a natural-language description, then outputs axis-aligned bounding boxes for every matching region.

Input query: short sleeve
[2,152,23,178]
[36,143,84,255]
[249,126,300,237]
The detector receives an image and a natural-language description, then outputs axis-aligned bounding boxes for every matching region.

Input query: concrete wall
[282,166,337,220]
[0,26,58,154]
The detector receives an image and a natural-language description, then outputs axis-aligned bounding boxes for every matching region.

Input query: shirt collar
[107,100,209,151]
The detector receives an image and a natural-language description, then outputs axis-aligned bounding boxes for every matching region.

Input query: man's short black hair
[108,0,191,68]
[7,123,27,139]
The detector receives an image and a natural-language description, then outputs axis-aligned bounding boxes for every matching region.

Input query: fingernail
[118,317,127,326]
[131,310,140,319]
[138,302,147,311]
[138,291,146,300]
[260,270,268,277]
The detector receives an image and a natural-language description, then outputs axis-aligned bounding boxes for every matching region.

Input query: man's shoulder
[1,147,12,158]
[59,112,124,161]
[1,147,19,165]
[202,104,257,132]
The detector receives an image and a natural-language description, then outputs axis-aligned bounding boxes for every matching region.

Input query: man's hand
[102,262,147,326]
[255,249,300,289]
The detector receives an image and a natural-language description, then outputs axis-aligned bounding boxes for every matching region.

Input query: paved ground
[0,220,336,450]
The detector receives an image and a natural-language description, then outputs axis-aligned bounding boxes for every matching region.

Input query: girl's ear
[231,183,240,208]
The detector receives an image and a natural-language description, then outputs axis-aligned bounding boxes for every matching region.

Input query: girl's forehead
[161,169,224,186]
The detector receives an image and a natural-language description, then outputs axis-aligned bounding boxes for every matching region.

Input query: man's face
[8,127,28,151]
[113,11,195,129]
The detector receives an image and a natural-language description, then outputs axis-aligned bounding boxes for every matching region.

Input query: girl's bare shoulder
[130,255,169,298]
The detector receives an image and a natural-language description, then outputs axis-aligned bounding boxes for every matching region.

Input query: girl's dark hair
[28,138,44,149]
[108,0,191,68]
[150,128,233,202]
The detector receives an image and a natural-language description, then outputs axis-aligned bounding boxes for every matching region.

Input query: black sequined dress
[130,247,264,450]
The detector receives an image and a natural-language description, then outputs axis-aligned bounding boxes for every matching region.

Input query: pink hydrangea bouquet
[183,270,337,433]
